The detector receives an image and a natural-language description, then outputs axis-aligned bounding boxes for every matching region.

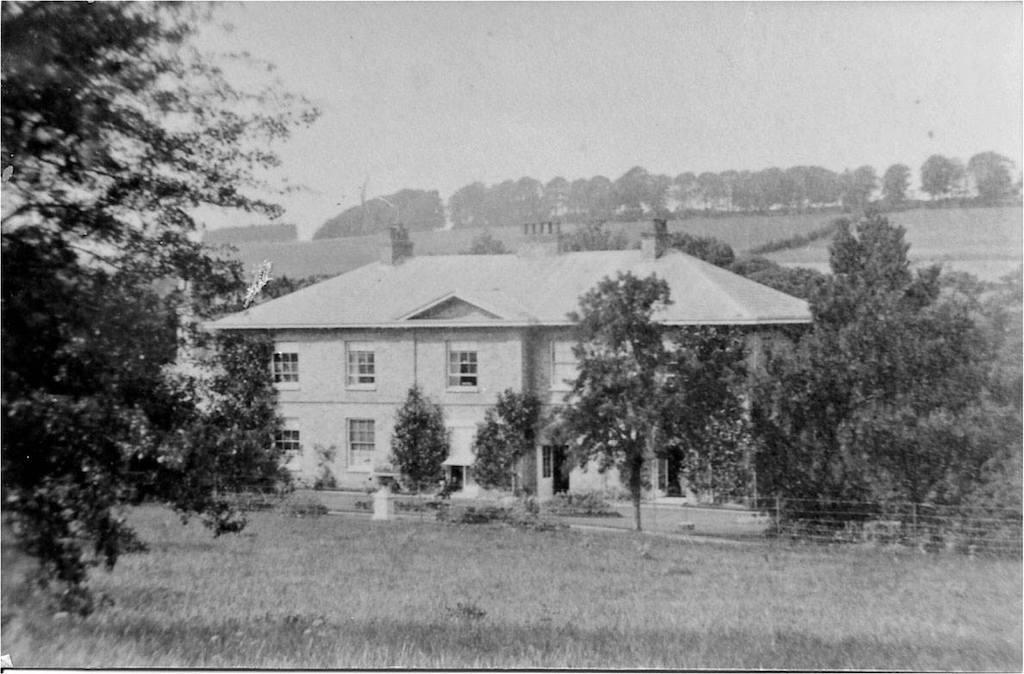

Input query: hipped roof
[208,249,811,330]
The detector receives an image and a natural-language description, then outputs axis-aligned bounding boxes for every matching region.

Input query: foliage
[472,389,541,491]
[667,231,735,267]
[560,221,631,252]
[562,272,672,530]
[750,214,1021,511]
[314,189,445,238]
[463,231,510,255]
[839,165,877,211]
[728,257,827,301]
[390,386,450,492]
[542,492,621,517]
[747,219,840,256]
[881,164,912,205]
[312,445,339,491]
[966,152,1017,202]
[0,1,315,612]
[658,327,750,501]
[920,154,965,199]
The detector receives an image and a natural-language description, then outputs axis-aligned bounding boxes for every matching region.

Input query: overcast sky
[194,2,1023,240]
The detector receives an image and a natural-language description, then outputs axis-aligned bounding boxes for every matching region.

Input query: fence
[218,485,1021,555]
[763,497,1022,555]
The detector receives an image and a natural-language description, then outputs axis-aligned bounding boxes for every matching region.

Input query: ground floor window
[657,457,669,492]
[348,418,375,469]
[542,446,553,478]
[275,428,302,453]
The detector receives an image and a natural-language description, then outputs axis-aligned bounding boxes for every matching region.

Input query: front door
[552,445,570,494]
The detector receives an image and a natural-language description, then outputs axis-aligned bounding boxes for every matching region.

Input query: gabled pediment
[396,292,505,322]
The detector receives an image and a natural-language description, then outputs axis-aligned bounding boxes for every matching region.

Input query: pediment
[398,293,503,321]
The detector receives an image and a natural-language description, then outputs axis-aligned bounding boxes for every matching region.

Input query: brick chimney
[517,221,563,257]
[381,224,413,264]
[641,218,669,259]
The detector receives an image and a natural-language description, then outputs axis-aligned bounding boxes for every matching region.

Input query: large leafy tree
[658,327,749,501]
[920,154,964,200]
[562,273,672,530]
[1,2,317,612]
[966,152,1016,203]
[881,163,911,205]
[751,214,1020,511]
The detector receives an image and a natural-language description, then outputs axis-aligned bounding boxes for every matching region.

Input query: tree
[697,172,727,210]
[464,231,510,255]
[881,164,911,205]
[668,232,735,268]
[657,327,749,501]
[967,152,1016,202]
[920,154,963,200]
[447,182,489,228]
[562,273,672,530]
[472,389,542,491]
[560,221,630,252]
[840,165,877,211]
[750,214,1016,511]
[729,257,827,301]
[543,176,571,219]
[1,2,316,612]
[390,386,449,492]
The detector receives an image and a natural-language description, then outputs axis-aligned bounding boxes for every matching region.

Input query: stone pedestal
[372,488,394,521]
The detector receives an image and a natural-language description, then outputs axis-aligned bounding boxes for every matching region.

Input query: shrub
[312,445,338,490]
[391,386,449,492]
[543,492,621,517]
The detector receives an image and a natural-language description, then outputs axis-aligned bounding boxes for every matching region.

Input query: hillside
[203,223,297,245]
[211,206,1022,282]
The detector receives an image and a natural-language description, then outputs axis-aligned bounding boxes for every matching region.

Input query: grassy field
[763,205,1023,281]
[223,205,1022,282]
[2,505,1020,669]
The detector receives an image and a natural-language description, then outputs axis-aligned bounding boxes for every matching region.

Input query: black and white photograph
[1,1,1021,669]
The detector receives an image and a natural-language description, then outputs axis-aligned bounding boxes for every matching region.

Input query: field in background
[218,206,1022,283]
[2,505,1020,669]
[763,206,1023,281]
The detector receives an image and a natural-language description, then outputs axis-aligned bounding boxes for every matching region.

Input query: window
[551,341,578,391]
[272,352,299,383]
[447,348,478,388]
[346,344,376,387]
[275,428,301,453]
[657,457,669,492]
[348,419,375,469]
[542,446,553,479]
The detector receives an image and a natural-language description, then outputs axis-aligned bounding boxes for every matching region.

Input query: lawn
[2,504,1020,669]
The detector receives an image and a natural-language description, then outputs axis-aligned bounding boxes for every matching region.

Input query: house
[207,220,812,498]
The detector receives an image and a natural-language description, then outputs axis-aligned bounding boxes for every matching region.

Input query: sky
[193,2,1023,240]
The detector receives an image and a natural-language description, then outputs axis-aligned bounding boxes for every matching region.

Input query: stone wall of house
[272,327,527,490]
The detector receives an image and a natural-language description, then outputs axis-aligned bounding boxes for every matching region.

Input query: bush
[435,498,563,531]
[312,445,338,491]
[543,492,622,517]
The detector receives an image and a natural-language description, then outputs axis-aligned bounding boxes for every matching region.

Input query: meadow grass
[231,205,1022,282]
[2,505,1020,669]
[763,205,1022,280]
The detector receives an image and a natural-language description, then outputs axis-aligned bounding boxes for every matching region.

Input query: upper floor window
[551,341,578,391]
[346,343,376,387]
[273,352,299,383]
[348,418,375,470]
[447,349,478,388]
